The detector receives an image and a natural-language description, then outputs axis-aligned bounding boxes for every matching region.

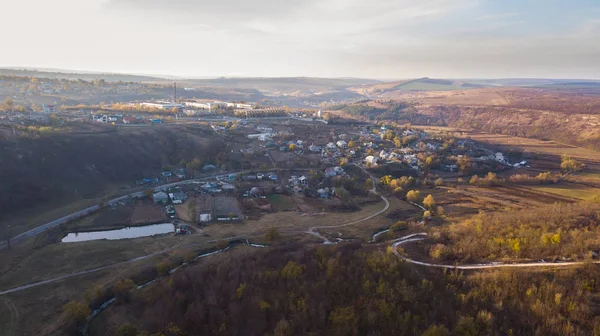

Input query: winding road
[0,165,393,295]
[306,164,390,242]
[391,233,600,269]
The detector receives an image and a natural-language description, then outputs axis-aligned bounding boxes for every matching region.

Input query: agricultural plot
[267,194,297,211]
[529,184,600,201]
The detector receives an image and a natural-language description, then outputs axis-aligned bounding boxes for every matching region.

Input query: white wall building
[141,102,183,110]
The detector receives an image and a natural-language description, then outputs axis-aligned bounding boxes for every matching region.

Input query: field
[267,194,297,211]
[529,183,600,201]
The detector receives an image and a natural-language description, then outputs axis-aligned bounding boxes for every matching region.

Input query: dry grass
[0,234,211,290]
[529,183,600,201]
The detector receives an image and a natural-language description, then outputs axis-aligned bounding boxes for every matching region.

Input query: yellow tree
[406,190,421,202]
[423,194,436,209]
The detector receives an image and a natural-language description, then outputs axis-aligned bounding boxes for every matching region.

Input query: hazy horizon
[2,0,599,79]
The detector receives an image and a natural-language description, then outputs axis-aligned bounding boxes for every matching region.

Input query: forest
[89,242,600,336]
[432,202,600,263]
[330,100,416,121]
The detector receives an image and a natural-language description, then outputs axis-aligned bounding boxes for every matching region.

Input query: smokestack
[174,82,177,102]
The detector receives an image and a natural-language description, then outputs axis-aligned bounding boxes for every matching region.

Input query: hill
[91,242,600,336]
[0,68,167,83]
[0,124,225,231]
[349,78,487,96]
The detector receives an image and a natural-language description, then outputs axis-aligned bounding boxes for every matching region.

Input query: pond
[62,223,174,243]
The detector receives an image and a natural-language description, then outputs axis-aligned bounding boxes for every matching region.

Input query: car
[257,173,265,180]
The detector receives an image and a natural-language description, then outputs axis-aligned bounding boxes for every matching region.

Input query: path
[392,233,600,269]
[1,168,281,248]
[306,164,390,241]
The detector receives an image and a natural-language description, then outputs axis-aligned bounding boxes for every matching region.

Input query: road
[0,166,393,295]
[1,169,272,247]
[391,233,600,269]
[306,164,390,241]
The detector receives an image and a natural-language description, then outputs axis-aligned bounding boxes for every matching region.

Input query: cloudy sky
[1,0,599,78]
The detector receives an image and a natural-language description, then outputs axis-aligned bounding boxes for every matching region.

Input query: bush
[116,324,139,336]
[265,227,281,241]
[63,300,91,327]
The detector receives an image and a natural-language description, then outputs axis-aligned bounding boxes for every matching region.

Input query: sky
[1,0,599,79]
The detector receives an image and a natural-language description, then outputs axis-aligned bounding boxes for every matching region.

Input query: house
[202,164,217,172]
[308,144,322,153]
[169,192,187,205]
[175,169,186,179]
[441,164,458,172]
[317,187,330,198]
[325,168,337,177]
[153,191,169,204]
[249,187,262,197]
[123,116,137,124]
[201,183,220,192]
[365,156,378,165]
[42,104,56,113]
[221,183,235,192]
[326,142,337,150]
[165,205,176,218]
[336,140,348,148]
[333,167,344,174]
[379,150,389,159]
[403,154,418,165]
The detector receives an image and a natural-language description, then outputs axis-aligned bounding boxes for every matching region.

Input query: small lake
[62,223,174,243]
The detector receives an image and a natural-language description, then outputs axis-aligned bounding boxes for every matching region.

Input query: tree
[422,325,450,336]
[329,306,358,336]
[3,97,14,112]
[561,155,584,173]
[289,143,297,151]
[457,156,472,174]
[116,324,139,336]
[63,300,91,327]
[469,175,479,185]
[435,178,444,187]
[274,319,291,336]
[406,190,421,202]
[364,178,373,191]
[265,227,280,241]
[348,140,356,148]
[425,156,433,167]
[423,194,436,209]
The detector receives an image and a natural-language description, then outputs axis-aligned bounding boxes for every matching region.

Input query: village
[62,115,528,242]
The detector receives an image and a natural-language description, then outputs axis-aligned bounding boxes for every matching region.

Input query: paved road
[0,166,392,295]
[1,169,271,247]
[391,233,600,269]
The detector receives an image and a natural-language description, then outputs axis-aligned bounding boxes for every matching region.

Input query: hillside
[331,88,600,151]
[0,125,225,229]
[0,68,167,83]
[91,243,600,336]
[349,78,487,97]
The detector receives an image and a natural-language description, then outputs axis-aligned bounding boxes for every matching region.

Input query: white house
[365,156,378,165]
[336,140,348,148]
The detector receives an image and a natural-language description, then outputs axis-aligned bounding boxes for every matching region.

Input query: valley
[0,72,600,335]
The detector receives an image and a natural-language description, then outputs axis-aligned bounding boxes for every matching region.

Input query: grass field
[529,184,600,201]
[267,194,297,211]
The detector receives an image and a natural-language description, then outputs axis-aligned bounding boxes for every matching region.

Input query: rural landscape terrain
[1,68,600,336]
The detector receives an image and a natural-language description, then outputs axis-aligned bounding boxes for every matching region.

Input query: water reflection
[62,223,174,243]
